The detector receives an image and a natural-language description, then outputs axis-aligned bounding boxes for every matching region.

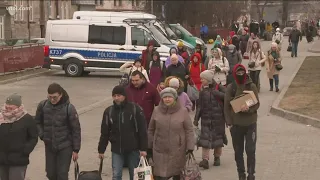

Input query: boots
[199,159,209,169]
[269,79,273,91]
[213,157,220,166]
[239,173,246,180]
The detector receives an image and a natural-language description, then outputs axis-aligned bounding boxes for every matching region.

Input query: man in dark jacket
[224,64,260,180]
[166,54,190,92]
[98,85,148,180]
[289,26,302,58]
[126,70,160,127]
[35,83,81,180]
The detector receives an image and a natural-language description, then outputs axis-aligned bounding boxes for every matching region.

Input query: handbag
[187,84,199,101]
[134,156,154,180]
[180,153,202,180]
[287,43,292,52]
[74,159,103,180]
[275,63,283,71]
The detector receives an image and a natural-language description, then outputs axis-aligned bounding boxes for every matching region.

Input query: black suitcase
[74,159,103,180]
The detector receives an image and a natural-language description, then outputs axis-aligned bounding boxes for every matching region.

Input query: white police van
[43,19,174,77]
[72,11,195,55]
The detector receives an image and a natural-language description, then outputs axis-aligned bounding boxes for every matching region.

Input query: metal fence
[0,44,44,74]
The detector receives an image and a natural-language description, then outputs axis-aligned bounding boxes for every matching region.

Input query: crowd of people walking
[0,18,305,180]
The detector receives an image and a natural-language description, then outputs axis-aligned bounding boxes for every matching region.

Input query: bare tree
[255,0,271,20]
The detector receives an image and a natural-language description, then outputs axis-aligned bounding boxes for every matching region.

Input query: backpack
[40,100,72,129]
[149,61,163,74]
[119,67,133,87]
[106,102,139,133]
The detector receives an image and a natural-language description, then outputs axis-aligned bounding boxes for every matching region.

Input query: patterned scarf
[0,104,27,125]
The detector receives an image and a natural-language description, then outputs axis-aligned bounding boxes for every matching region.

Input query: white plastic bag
[134,156,154,180]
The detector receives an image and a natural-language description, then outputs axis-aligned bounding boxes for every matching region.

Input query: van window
[51,24,88,43]
[131,27,153,46]
[88,25,126,45]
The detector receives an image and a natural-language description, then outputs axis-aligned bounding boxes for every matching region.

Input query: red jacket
[126,82,160,126]
[189,53,205,90]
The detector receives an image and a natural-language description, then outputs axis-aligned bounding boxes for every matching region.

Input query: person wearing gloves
[119,58,150,82]
[165,47,184,67]
[207,48,230,86]
[272,28,284,50]
[224,64,260,180]
[0,93,38,180]
[194,70,226,169]
[248,41,266,92]
[148,87,195,180]
[164,76,193,112]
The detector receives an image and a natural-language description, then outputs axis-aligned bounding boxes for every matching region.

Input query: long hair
[250,41,260,55]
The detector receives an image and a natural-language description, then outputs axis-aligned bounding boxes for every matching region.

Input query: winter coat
[265,50,282,79]
[226,44,242,73]
[272,32,284,48]
[224,64,260,126]
[126,82,160,126]
[289,30,302,43]
[164,76,193,112]
[194,85,225,149]
[148,52,166,87]
[35,93,81,152]
[166,62,189,92]
[246,37,260,53]
[148,100,194,178]
[98,100,148,154]
[207,55,230,86]
[248,49,266,71]
[188,53,206,90]
[0,113,38,166]
[119,62,150,82]
[239,34,249,54]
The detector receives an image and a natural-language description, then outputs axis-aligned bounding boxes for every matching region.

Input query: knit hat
[112,85,126,97]
[168,78,180,88]
[6,93,22,106]
[160,87,178,99]
[177,41,184,47]
[200,70,215,84]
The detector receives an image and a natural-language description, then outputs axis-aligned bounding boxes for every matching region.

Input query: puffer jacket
[188,53,205,90]
[35,91,81,152]
[194,84,225,149]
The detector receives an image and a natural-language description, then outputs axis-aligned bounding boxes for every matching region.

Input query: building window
[29,0,34,21]
[114,0,116,6]
[13,0,18,21]
[114,0,122,6]
[20,0,24,21]
[0,16,4,39]
[132,0,138,7]
[88,25,126,45]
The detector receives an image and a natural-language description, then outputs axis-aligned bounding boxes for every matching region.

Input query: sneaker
[213,157,220,166]
[269,88,273,91]
[198,159,209,169]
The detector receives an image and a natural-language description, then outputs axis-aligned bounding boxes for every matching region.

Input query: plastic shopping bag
[134,156,154,180]
[187,84,199,101]
[180,153,202,180]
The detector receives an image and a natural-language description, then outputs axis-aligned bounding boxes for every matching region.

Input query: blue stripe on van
[49,48,142,61]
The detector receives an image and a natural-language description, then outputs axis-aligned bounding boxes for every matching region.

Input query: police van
[73,11,195,55]
[43,19,173,77]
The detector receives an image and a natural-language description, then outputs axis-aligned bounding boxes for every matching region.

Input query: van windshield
[144,24,173,45]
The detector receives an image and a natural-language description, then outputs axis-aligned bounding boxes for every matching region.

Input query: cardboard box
[230,91,258,113]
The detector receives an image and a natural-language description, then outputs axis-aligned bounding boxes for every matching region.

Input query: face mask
[236,74,245,82]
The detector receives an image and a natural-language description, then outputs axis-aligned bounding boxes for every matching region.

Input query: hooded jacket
[35,89,81,152]
[188,53,205,90]
[226,44,242,73]
[165,47,184,67]
[141,41,156,68]
[164,76,193,112]
[224,64,260,126]
[148,51,166,87]
[207,48,230,85]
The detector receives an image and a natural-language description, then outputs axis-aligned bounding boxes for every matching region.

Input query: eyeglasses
[47,95,60,100]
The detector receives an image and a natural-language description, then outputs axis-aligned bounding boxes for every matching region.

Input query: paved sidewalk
[308,39,320,53]
[25,38,320,180]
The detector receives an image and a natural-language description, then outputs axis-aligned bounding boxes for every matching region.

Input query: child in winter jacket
[164,76,193,112]
[119,58,150,82]
[207,48,230,85]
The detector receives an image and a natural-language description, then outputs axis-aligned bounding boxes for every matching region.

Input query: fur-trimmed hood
[164,76,184,95]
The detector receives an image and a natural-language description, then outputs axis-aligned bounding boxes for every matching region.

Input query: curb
[0,69,58,85]
[269,56,320,128]
[307,49,320,53]
[307,40,320,53]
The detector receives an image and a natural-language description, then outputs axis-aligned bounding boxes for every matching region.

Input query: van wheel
[64,60,83,77]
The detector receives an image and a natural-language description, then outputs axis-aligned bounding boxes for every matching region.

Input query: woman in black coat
[0,93,38,180]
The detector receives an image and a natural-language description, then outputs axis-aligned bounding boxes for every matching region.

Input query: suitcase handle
[74,158,104,180]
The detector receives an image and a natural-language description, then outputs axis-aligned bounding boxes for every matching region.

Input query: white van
[43,19,172,77]
[73,11,195,54]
